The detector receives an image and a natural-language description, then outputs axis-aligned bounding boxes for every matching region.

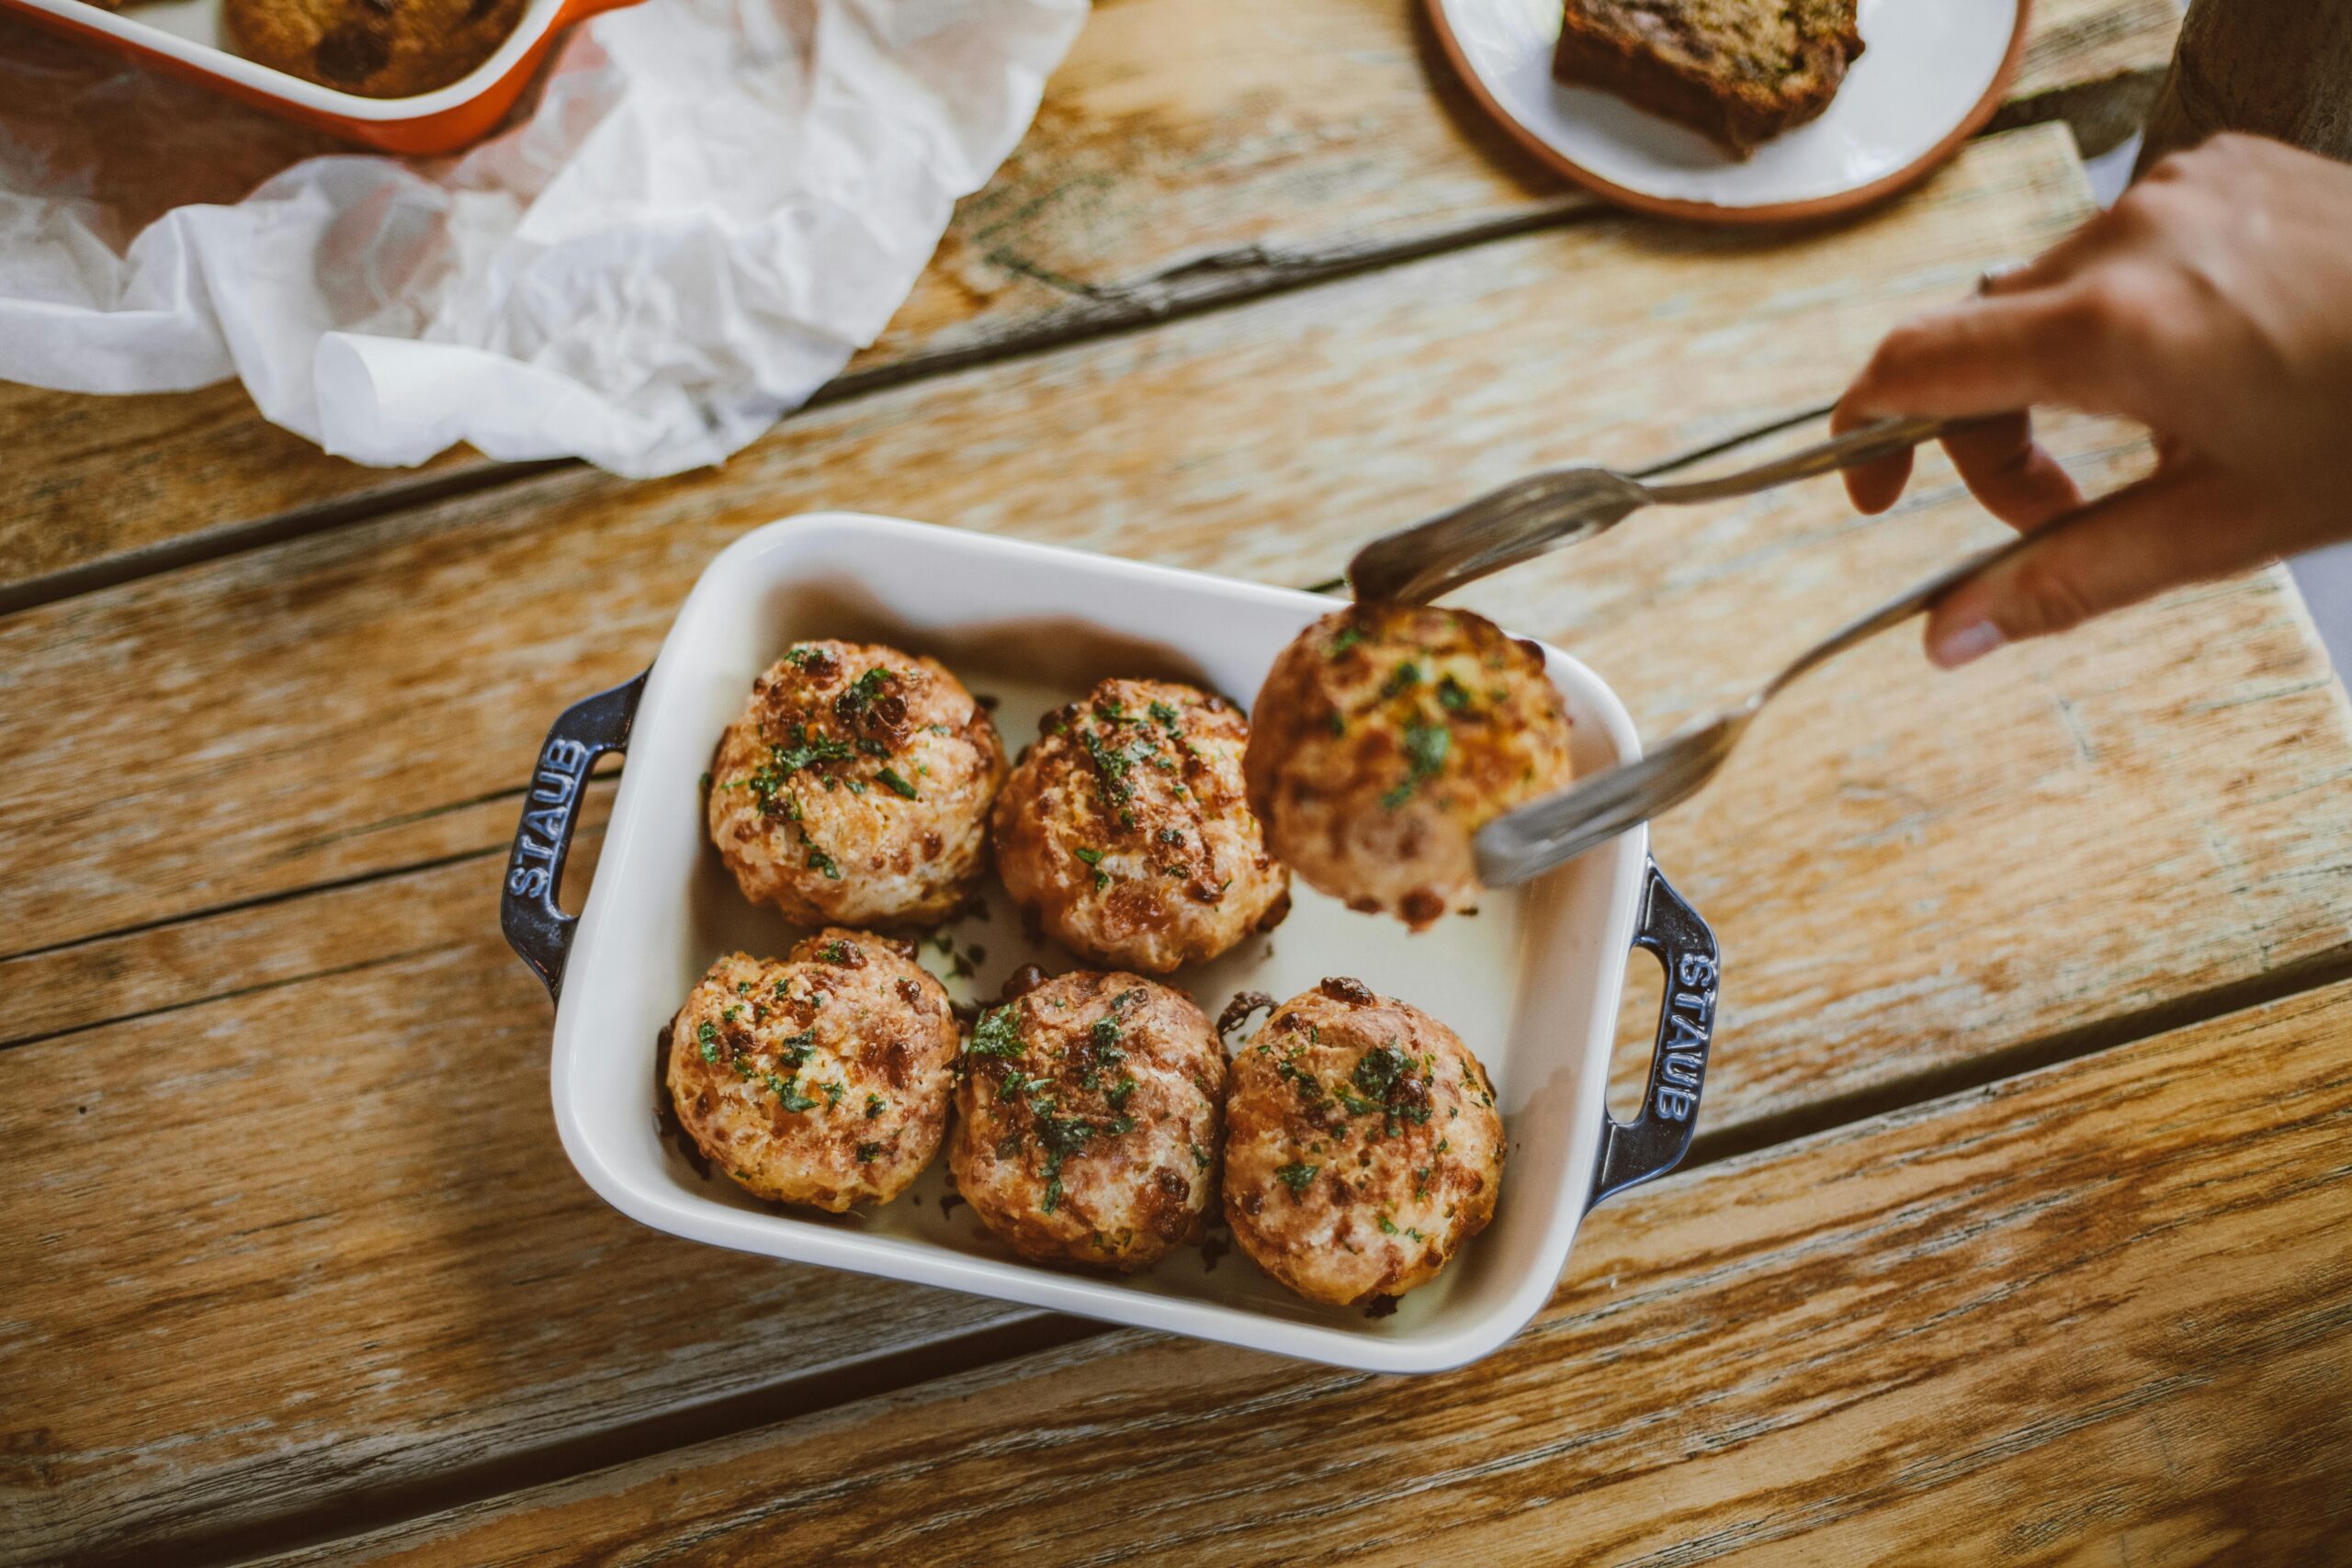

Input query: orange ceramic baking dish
[4,0,642,154]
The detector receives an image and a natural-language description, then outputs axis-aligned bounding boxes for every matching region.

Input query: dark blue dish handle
[1588,859,1720,1210]
[501,670,649,1002]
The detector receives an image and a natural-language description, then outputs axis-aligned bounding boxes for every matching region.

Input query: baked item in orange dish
[708,640,1008,929]
[949,971,1227,1271]
[1222,977,1505,1307]
[992,677,1288,974]
[1551,0,1865,158]
[226,0,529,97]
[1245,603,1573,930]
[664,933,960,1212]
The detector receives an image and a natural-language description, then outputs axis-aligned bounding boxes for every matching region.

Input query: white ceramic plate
[506,514,1721,1373]
[1428,0,2029,222]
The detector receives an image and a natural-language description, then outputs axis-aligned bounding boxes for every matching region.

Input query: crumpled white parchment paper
[0,0,1086,475]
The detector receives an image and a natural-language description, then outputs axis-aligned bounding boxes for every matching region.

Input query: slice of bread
[1552,0,1865,159]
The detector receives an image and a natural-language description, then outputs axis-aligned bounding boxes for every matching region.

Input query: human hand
[1833,133,2352,668]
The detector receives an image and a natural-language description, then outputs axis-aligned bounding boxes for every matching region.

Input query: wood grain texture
[6,130,2351,1563]
[256,978,2352,1568]
[0,814,1046,1568]
[0,0,2180,605]
[7,130,2349,1131]
[0,781,609,1052]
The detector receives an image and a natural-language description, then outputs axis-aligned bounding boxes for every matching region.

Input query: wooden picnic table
[6,1,2351,1562]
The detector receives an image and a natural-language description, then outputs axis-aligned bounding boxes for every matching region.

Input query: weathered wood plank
[0,0,2179,605]
[0,781,607,1052]
[0,128,2144,949]
[6,131,2350,1564]
[0,825,1048,1568]
[264,978,2352,1568]
[8,130,2350,1129]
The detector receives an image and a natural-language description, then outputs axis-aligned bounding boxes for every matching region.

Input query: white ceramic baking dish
[503,513,1719,1373]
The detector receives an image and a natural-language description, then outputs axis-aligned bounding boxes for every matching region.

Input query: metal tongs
[1345,410,2027,887]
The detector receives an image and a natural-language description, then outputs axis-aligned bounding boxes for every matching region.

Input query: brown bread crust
[1552,0,1864,158]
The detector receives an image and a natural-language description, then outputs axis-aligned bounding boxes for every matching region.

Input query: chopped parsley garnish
[822,1080,845,1109]
[696,1021,719,1062]
[820,941,852,964]
[1329,626,1363,658]
[1316,1041,1433,1134]
[1081,728,1159,806]
[1377,1213,1399,1235]
[1106,1075,1138,1111]
[876,766,919,800]
[784,646,822,669]
[968,1005,1026,1060]
[1352,1043,1409,1099]
[772,1077,820,1112]
[856,1142,881,1163]
[1436,674,1474,711]
[1074,844,1109,890]
[1276,1051,1327,1107]
[1148,700,1182,728]
[741,724,857,807]
[1382,721,1453,809]
[806,844,842,879]
[1033,1106,1136,1214]
[1274,1162,1319,1194]
[775,1029,816,1068]
[1192,1144,1211,1170]
[1404,720,1451,776]
[1381,660,1423,697]
[1075,1016,1127,1091]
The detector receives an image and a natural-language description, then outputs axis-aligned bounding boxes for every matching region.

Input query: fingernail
[1931,619,2005,670]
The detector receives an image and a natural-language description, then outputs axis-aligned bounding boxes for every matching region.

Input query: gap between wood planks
[0,198,1599,623]
[0,35,2145,626]
[69,917,2352,1568]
